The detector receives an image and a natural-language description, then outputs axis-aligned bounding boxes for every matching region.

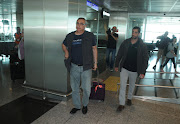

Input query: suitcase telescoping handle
[94,69,104,85]
[92,69,99,84]
[95,69,100,85]
[97,69,99,85]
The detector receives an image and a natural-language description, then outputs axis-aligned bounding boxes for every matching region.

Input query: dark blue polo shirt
[63,33,96,65]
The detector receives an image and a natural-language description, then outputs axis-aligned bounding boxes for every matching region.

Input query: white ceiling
[0,0,179,15]
[90,0,180,13]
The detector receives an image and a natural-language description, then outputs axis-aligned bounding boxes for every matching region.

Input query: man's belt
[72,62,83,66]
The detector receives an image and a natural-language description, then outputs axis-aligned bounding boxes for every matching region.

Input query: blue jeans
[106,48,116,69]
[70,63,92,109]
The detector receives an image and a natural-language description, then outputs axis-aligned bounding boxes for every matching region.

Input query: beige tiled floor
[1,51,180,124]
[32,91,180,124]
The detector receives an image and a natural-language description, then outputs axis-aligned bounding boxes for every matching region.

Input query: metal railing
[22,81,72,100]
[117,72,180,102]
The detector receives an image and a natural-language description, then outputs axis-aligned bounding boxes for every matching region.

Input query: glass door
[0,9,17,42]
[86,6,110,73]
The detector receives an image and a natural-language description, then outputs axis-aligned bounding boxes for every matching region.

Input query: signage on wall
[87,0,99,11]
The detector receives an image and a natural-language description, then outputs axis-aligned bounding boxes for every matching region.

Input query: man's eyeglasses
[76,22,86,26]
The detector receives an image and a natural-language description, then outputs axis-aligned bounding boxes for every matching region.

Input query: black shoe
[126,99,132,106]
[160,65,163,69]
[82,106,88,114]
[116,105,125,112]
[70,108,80,114]
[153,65,156,70]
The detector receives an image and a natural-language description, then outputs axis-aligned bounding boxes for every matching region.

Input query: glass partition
[146,16,180,43]
[0,14,16,42]
[86,6,109,47]
[128,15,180,43]
[86,6,109,73]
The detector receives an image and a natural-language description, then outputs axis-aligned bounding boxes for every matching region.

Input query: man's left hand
[93,63,97,71]
[139,74,145,79]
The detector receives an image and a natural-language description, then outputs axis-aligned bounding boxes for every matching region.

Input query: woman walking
[161,37,178,73]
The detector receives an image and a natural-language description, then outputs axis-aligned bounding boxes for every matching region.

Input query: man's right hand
[115,67,118,72]
[64,52,69,59]
[14,45,18,48]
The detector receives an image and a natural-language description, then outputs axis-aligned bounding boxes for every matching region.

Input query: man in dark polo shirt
[115,26,149,112]
[62,18,97,115]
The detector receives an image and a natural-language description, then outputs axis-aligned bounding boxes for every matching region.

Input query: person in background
[14,27,21,45]
[161,37,178,73]
[153,31,170,70]
[115,26,149,112]
[18,29,24,60]
[106,26,118,72]
[172,35,178,55]
[62,17,97,115]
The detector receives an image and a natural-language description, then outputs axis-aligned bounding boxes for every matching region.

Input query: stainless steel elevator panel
[24,0,87,99]
[68,0,78,32]
[78,0,87,17]
[44,0,69,92]
[109,12,128,52]
[68,0,86,32]
[24,0,44,88]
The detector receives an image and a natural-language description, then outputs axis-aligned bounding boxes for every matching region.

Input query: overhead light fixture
[87,0,99,11]
[103,11,110,17]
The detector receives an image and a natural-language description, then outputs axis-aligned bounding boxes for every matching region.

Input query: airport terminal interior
[0,0,180,124]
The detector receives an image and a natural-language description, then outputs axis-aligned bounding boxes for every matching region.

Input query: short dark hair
[77,17,86,21]
[77,17,86,25]
[133,26,140,33]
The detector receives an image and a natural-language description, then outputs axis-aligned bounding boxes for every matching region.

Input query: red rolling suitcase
[89,70,105,101]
